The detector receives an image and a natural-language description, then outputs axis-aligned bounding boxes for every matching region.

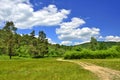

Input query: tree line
[0,21,49,59]
[64,37,120,59]
[1,21,120,59]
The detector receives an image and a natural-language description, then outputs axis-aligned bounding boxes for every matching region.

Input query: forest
[0,21,120,59]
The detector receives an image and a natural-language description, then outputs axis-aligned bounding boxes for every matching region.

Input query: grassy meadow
[0,57,98,80]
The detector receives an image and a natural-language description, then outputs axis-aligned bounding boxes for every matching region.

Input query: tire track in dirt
[57,58,120,80]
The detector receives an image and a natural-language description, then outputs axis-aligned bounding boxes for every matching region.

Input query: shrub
[15,45,31,57]
[0,46,7,55]
[64,51,80,59]
[48,48,65,57]
[64,46,120,59]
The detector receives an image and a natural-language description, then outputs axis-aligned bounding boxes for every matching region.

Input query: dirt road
[57,58,120,80]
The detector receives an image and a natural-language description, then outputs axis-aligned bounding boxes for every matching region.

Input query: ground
[57,58,120,80]
[0,57,98,80]
[0,56,120,80]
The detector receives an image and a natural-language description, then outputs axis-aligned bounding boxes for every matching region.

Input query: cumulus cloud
[74,41,90,45]
[48,38,56,44]
[61,41,72,45]
[0,0,70,29]
[105,36,120,42]
[1,0,119,45]
[59,17,85,29]
[56,17,100,42]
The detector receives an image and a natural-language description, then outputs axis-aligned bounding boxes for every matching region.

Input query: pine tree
[30,30,35,39]
[90,37,98,51]
[38,31,46,41]
[3,21,17,59]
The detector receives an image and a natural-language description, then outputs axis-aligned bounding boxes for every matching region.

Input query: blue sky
[0,0,120,45]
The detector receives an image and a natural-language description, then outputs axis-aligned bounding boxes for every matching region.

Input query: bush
[64,51,80,59]
[0,46,7,55]
[15,45,31,57]
[64,46,120,59]
[48,48,65,57]
[64,49,91,59]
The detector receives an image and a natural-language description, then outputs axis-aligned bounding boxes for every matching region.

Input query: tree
[8,39,13,59]
[3,21,17,59]
[36,31,48,57]
[0,22,50,58]
[38,31,46,41]
[116,42,120,52]
[98,42,107,50]
[90,37,98,51]
[3,21,17,33]
[8,34,15,59]
[32,39,38,47]
[30,30,35,39]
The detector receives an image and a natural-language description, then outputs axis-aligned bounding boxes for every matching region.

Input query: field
[0,56,98,80]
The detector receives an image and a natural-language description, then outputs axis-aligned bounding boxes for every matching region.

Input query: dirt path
[57,58,120,80]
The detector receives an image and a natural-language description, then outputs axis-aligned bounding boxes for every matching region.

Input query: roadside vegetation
[80,59,120,71]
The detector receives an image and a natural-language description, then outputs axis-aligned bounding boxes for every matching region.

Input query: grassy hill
[75,41,120,49]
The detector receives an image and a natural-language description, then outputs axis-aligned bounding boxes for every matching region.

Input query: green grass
[0,56,98,80]
[80,59,120,71]
[0,55,32,60]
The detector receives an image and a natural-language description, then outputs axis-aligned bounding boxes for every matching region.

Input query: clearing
[0,57,98,80]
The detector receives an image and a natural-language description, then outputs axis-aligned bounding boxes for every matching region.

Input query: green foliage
[76,41,120,50]
[66,37,120,59]
[0,46,7,55]
[1,21,120,59]
[16,45,31,57]
[38,31,46,41]
[115,45,120,52]
[98,42,108,50]
[0,21,49,58]
[73,46,82,51]
[64,51,80,59]
[64,49,93,59]
[30,30,35,39]
[3,21,17,33]
[48,48,65,57]
[64,46,120,59]
[90,37,98,51]
[46,44,71,57]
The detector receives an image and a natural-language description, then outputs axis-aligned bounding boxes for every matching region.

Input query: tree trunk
[9,55,12,59]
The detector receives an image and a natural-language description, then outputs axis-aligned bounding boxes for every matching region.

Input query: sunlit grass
[80,59,120,71]
[0,57,98,80]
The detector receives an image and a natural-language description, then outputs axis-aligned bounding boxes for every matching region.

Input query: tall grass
[80,59,120,71]
[0,58,98,80]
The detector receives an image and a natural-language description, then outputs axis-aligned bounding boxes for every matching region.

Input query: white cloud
[74,41,90,45]
[59,17,85,29]
[0,0,70,29]
[48,38,56,44]
[105,36,120,42]
[56,17,100,41]
[99,36,103,39]
[61,41,72,45]
[35,35,38,38]
[2,0,120,46]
